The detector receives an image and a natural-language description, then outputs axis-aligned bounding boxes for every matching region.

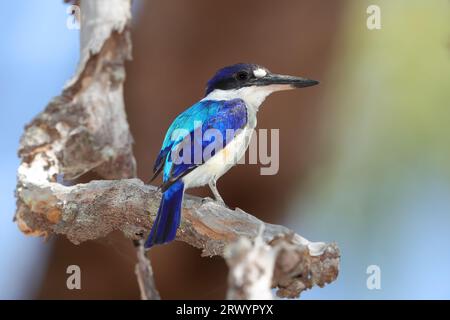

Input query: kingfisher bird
[145,63,318,248]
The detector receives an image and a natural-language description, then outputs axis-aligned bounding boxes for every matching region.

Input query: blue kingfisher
[146,63,318,248]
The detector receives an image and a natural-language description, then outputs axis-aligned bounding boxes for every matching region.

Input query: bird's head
[204,63,319,109]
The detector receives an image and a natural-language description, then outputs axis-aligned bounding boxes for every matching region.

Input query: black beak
[254,73,319,88]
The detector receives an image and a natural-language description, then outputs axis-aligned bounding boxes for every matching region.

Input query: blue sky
[0,1,79,299]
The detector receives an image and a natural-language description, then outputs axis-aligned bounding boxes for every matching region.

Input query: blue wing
[151,98,248,190]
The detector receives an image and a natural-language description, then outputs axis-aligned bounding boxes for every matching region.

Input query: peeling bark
[21,0,134,181]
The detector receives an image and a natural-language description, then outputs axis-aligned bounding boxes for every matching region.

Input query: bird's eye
[237,71,249,81]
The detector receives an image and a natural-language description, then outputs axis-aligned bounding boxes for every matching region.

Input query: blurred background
[1,0,449,299]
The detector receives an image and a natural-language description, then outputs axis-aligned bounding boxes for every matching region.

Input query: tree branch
[16,177,339,298]
[135,240,161,300]
[224,227,278,299]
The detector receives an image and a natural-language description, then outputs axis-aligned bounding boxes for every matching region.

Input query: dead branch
[15,177,339,298]
[224,227,278,299]
[135,240,161,300]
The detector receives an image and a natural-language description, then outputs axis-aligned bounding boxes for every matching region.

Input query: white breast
[182,127,253,188]
[185,86,268,189]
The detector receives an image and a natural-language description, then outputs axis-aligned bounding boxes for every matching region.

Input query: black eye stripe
[237,71,249,80]
[206,64,264,95]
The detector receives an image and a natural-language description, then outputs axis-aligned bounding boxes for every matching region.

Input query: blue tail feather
[145,180,184,248]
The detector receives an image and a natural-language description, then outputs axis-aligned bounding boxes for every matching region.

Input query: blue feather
[160,99,247,186]
[145,180,184,248]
